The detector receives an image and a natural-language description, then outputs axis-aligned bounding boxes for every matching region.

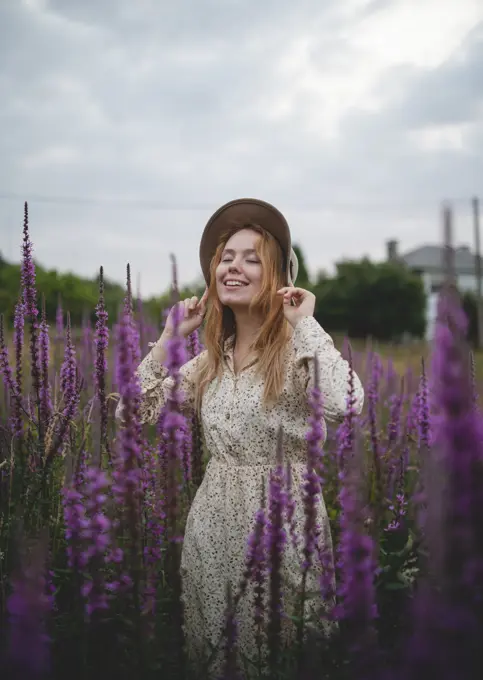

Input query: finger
[188,296,198,311]
[183,298,191,318]
[199,288,209,312]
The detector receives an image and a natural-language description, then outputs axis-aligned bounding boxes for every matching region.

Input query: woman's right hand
[164,290,208,338]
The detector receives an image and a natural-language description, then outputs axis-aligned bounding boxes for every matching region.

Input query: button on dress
[128,316,364,672]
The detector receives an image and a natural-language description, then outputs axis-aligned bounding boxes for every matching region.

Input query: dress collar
[222,336,258,374]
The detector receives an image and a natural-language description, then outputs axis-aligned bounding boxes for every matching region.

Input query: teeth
[225,281,245,287]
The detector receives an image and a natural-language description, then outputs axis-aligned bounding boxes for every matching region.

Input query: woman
[119,198,364,672]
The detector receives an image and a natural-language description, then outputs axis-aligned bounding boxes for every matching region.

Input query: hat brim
[199,198,298,286]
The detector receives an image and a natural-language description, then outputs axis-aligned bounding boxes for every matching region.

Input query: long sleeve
[115,348,207,425]
[292,316,364,422]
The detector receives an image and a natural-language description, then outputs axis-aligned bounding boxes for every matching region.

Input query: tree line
[0,245,427,342]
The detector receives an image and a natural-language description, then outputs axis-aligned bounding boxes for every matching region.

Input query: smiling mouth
[224,280,249,288]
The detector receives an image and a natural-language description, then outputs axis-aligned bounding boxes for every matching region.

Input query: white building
[386,240,479,339]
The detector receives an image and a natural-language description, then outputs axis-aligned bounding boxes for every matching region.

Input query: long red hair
[194,223,292,410]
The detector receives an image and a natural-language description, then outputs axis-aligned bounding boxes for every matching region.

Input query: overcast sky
[1,0,482,297]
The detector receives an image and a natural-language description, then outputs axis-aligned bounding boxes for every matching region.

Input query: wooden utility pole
[443,203,455,285]
[472,196,483,349]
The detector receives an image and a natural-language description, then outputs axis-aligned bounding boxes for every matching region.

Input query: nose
[228,261,241,273]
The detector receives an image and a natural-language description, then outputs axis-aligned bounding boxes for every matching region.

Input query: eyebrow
[222,248,258,256]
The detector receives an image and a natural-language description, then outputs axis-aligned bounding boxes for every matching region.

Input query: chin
[220,295,252,308]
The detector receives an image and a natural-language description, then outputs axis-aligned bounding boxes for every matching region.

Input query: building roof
[401,244,477,275]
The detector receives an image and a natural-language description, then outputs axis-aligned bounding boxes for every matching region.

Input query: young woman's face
[215,228,263,309]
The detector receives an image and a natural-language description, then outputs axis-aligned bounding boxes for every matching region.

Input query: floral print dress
[130,316,364,672]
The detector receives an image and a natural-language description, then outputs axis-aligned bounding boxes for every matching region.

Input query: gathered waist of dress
[207,457,308,470]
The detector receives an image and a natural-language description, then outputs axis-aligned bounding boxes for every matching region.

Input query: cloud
[0,0,482,297]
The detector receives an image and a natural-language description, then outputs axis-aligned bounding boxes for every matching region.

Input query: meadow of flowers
[0,202,482,680]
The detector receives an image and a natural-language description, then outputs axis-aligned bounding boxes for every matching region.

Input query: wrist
[159,328,188,342]
[288,313,312,329]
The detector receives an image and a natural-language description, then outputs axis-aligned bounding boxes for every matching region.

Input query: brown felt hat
[199,198,299,286]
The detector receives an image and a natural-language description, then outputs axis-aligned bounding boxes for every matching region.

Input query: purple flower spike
[302,354,324,591]
[113,293,143,599]
[221,582,240,680]
[7,531,51,677]
[403,285,483,680]
[94,267,109,456]
[336,432,378,677]
[417,358,430,451]
[21,202,38,320]
[0,317,16,392]
[430,287,483,603]
[187,328,202,359]
[54,296,64,371]
[267,428,287,671]
[81,467,112,618]
[13,298,25,436]
[21,202,42,414]
[163,262,189,544]
[39,298,52,423]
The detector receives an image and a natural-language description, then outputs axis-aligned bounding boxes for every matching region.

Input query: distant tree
[461,291,478,347]
[292,244,310,286]
[313,258,426,341]
[0,257,126,328]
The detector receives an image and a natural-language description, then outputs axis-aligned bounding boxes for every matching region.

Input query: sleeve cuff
[292,315,333,349]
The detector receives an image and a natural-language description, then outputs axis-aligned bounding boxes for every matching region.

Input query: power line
[0,191,479,212]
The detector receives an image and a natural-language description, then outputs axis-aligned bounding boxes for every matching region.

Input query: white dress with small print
[131,316,364,673]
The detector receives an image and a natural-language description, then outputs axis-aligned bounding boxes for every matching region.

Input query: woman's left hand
[277,286,316,328]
